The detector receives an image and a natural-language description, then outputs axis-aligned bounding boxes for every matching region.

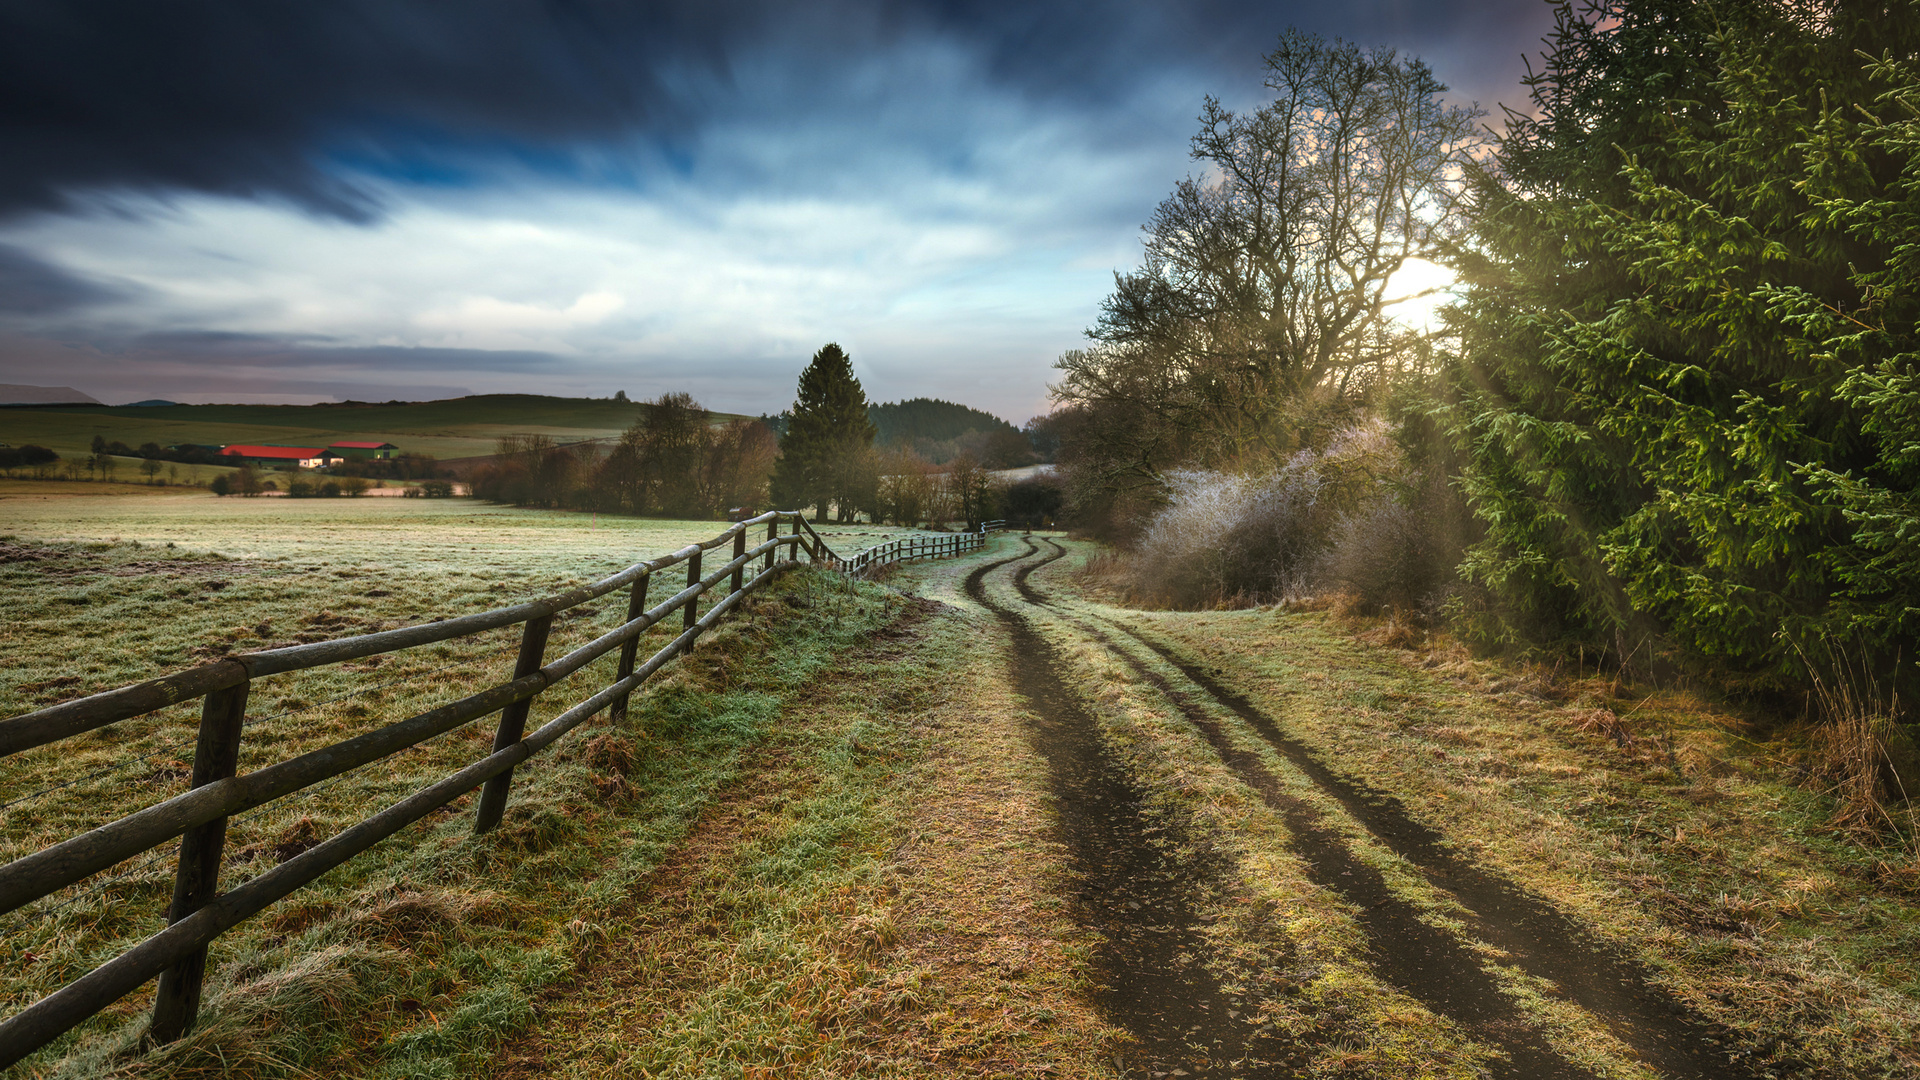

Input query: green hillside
[869,398,1017,448]
[0,394,709,461]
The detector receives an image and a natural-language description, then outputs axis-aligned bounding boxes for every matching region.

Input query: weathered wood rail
[0,512,999,1069]
[839,520,1004,577]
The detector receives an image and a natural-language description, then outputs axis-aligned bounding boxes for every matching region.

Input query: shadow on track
[965,538,1299,1077]
[1018,537,1764,1080]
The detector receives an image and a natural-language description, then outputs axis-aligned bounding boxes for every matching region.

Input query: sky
[0,0,1558,423]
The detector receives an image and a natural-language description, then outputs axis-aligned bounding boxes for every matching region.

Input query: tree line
[479,344,1064,529]
[1049,1,1920,719]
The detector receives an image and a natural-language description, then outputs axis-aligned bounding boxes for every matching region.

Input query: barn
[218,446,336,468]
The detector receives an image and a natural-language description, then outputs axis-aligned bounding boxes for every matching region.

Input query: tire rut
[1018,537,1763,1080]
[966,539,1297,1077]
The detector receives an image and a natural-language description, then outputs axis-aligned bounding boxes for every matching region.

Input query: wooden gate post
[149,676,250,1043]
[609,572,650,726]
[474,614,553,833]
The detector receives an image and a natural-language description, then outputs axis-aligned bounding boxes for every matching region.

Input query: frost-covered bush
[1126,421,1410,607]
[1322,492,1449,616]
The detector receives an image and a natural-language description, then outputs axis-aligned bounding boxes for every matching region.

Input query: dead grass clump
[1565,707,1631,745]
[579,731,636,776]
[351,888,506,948]
[1799,652,1916,839]
[270,816,325,863]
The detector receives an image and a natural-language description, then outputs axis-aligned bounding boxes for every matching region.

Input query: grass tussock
[1796,652,1919,849]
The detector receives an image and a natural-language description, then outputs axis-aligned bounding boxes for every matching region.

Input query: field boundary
[0,512,998,1069]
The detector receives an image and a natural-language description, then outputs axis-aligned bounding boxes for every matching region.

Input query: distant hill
[0,393,724,462]
[870,398,1017,447]
[0,384,102,406]
[867,398,1032,467]
[120,399,180,407]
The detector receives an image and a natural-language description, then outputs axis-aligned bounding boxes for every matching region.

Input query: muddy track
[1015,537,1762,1080]
[966,539,1297,1076]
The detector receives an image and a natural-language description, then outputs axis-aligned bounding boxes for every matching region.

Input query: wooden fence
[0,512,998,1069]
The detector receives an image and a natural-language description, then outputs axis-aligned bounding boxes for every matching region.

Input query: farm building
[328,441,399,460]
[218,445,338,468]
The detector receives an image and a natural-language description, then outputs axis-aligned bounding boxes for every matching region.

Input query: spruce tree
[770,343,877,522]
[1445,0,1920,698]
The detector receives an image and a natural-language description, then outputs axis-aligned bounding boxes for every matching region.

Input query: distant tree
[209,473,231,496]
[141,457,162,482]
[977,427,1035,469]
[698,419,779,515]
[641,392,711,517]
[1023,415,1062,462]
[875,446,941,525]
[944,453,994,530]
[579,395,776,518]
[1003,476,1065,530]
[770,343,877,522]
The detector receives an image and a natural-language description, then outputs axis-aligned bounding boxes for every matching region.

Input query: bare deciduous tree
[1056,30,1482,480]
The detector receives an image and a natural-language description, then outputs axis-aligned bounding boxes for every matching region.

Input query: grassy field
[0,495,938,1078]
[16,506,1912,1078]
[0,394,736,462]
[1023,539,1920,1078]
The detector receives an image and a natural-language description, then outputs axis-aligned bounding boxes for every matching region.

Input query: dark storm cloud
[1,0,1552,220]
[0,243,135,312]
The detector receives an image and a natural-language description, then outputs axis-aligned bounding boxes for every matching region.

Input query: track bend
[966,539,1296,1077]
[1011,536,1762,1080]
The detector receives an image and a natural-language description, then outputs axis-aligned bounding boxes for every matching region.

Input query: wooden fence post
[731,528,747,596]
[764,518,778,572]
[609,572,650,726]
[148,676,250,1044]
[684,550,703,637]
[474,614,553,833]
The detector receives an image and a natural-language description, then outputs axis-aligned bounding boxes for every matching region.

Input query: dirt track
[969,536,1760,1079]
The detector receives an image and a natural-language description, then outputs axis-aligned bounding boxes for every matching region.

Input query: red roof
[220,445,325,459]
[328,441,397,449]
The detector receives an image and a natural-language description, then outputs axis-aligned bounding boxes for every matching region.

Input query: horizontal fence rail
[0,512,1001,1069]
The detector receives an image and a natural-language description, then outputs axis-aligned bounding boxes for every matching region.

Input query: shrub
[1123,421,1405,608]
[287,479,314,498]
[419,480,455,498]
[1320,469,1474,620]
[318,481,342,497]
